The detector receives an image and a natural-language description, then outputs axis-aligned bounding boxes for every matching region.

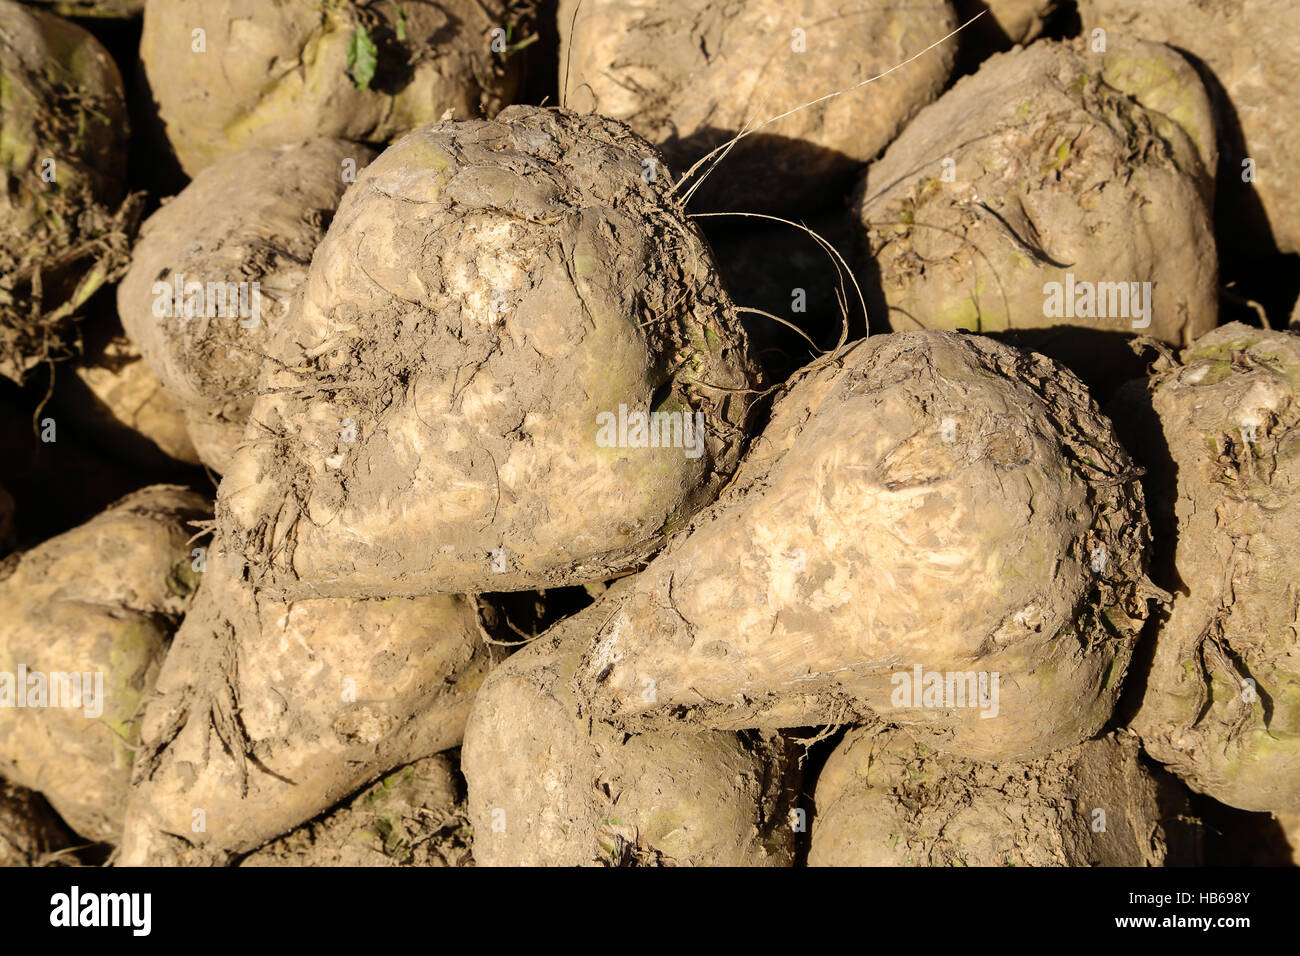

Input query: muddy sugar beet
[0,487,209,843]
[118,550,498,866]
[139,0,529,175]
[575,330,1159,761]
[1079,0,1300,255]
[217,106,760,599]
[853,36,1218,392]
[809,728,1198,866]
[117,139,377,473]
[462,582,800,866]
[1112,324,1300,814]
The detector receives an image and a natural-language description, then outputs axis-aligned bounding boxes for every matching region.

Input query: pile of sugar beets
[0,0,1298,868]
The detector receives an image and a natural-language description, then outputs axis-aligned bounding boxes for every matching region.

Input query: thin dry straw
[692,210,867,345]
[560,0,584,109]
[736,306,823,353]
